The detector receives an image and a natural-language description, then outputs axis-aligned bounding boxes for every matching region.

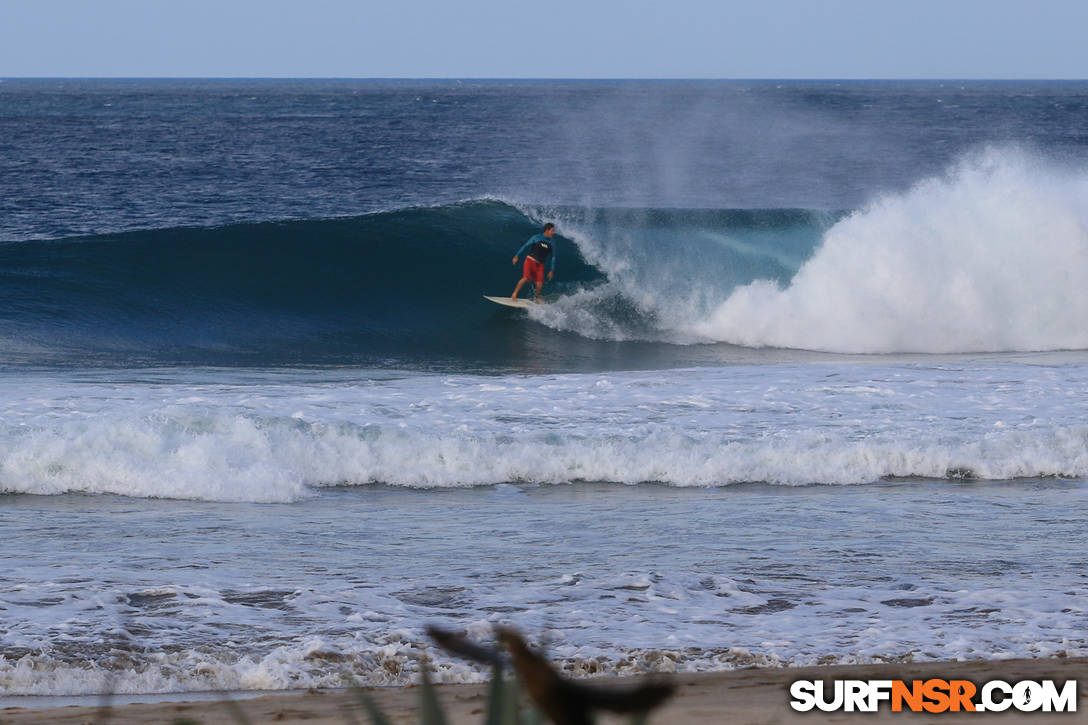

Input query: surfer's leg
[534,281,543,301]
[512,277,528,299]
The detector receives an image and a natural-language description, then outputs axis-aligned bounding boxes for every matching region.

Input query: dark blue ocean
[3,79,1088,368]
[1,80,1086,697]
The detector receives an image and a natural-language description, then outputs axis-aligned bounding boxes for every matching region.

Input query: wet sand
[2,657,1085,724]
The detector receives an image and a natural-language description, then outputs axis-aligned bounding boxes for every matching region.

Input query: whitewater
[1,362,1088,501]
[2,357,1087,695]
[530,148,1088,353]
[2,79,1087,700]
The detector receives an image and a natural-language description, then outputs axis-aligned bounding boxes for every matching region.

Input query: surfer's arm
[513,239,534,261]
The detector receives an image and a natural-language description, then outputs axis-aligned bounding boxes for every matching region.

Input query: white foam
[2,568,1084,695]
[1,364,1088,501]
[0,413,309,502]
[695,148,1088,352]
[519,150,1088,354]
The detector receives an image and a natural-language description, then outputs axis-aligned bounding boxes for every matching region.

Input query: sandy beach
[3,657,1084,725]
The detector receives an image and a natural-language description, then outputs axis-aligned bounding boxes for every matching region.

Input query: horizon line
[3,76,1088,82]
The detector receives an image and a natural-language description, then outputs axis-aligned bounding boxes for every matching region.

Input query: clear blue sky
[2,0,1086,79]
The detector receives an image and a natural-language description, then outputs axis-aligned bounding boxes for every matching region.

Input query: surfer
[511,223,557,302]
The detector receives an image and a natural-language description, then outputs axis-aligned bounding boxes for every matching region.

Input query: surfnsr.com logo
[790,678,1078,713]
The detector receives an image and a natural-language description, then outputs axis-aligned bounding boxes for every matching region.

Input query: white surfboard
[483,295,544,309]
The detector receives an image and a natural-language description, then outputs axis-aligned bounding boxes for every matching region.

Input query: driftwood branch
[427,625,675,725]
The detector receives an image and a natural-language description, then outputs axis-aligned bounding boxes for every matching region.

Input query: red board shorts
[522,256,545,284]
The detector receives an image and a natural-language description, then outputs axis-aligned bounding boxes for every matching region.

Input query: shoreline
[3,657,1085,724]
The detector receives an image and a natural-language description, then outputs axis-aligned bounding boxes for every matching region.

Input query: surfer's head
[543,222,555,237]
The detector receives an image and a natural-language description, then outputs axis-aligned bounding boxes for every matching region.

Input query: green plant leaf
[351,688,396,725]
[221,697,254,725]
[484,664,508,725]
[520,700,544,725]
[419,663,450,725]
[501,672,523,725]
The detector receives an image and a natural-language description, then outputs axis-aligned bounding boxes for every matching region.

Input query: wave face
[4,148,1088,366]
[0,200,832,368]
[521,205,832,343]
[0,202,606,367]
